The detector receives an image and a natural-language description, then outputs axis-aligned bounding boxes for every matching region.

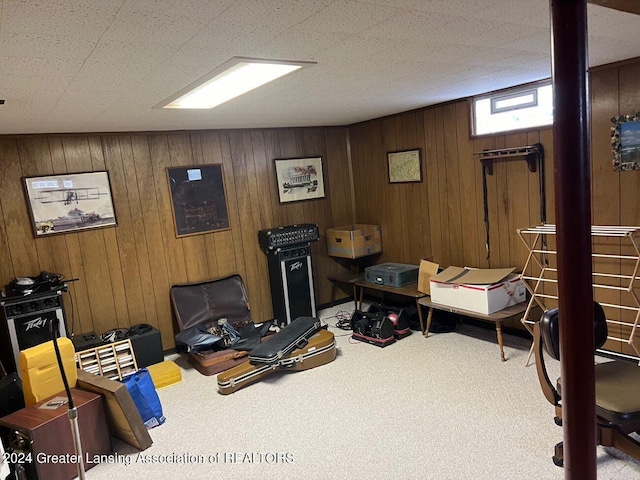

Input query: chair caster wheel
[553,441,564,467]
[554,416,562,426]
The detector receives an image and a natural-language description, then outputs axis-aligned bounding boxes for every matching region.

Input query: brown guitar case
[187,349,248,376]
[217,328,336,395]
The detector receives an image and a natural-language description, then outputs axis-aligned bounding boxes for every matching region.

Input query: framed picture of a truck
[274,157,325,203]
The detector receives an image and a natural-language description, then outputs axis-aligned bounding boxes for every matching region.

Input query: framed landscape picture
[612,114,640,171]
[23,171,117,236]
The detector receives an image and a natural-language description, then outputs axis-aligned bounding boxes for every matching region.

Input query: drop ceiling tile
[99,12,207,47]
[298,0,401,34]
[256,27,353,59]
[588,36,640,67]
[587,4,637,30]
[0,32,99,59]
[472,0,550,28]
[1,0,119,37]
[472,23,549,49]
[360,0,492,17]
[359,10,460,40]
[427,16,506,47]
[115,0,236,26]
[0,55,85,77]
[501,30,552,54]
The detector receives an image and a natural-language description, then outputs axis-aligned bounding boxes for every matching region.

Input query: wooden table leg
[416,298,424,335]
[330,281,336,307]
[495,321,506,362]
[358,285,364,311]
[352,284,358,310]
[425,307,434,337]
[421,304,433,337]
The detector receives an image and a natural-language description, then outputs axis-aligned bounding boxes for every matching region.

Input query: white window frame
[490,88,538,114]
[471,80,553,136]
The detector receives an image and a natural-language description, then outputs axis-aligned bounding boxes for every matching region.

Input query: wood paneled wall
[349,57,640,342]
[0,128,354,349]
[349,106,554,274]
[590,59,640,356]
[349,106,555,334]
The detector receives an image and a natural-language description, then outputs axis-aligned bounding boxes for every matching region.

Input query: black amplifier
[127,325,164,369]
[278,244,311,261]
[0,290,67,375]
[258,223,319,253]
[71,325,164,369]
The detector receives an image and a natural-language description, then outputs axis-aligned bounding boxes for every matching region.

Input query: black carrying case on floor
[248,316,322,365]
[366,303,412,339]
[350,310,396,347]
[368,301,457,333]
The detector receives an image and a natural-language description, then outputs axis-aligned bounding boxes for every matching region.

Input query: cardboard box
[76,369,153,450]
[417,260,439,295]
[429,266,526,315]
[326,224,382,259]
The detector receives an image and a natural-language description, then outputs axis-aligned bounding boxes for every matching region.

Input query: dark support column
[549,1,596,479]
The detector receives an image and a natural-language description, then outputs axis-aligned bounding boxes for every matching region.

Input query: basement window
[472,80,553,136]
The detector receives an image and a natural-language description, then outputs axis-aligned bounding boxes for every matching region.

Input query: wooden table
[327,273,363,308]
[354,279,427,331]
[418,297,529,362]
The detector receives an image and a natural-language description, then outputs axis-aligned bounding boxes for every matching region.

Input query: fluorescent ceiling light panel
[158,57,315,109]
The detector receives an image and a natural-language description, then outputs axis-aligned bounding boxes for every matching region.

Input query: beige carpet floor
[82,303,640,480]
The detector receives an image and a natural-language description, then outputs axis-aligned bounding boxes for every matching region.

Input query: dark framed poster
[167,164,230,237]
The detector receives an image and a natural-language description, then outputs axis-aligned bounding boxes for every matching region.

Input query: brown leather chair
[533,302,640,467]
[170,274,265,376]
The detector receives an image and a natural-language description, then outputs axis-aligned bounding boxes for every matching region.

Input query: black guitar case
[248,316,322,365]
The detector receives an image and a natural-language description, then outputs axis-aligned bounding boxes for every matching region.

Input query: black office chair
[533,302,640,467]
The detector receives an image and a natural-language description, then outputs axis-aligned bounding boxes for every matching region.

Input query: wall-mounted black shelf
[476,143,544,175]
[474,142,546,262]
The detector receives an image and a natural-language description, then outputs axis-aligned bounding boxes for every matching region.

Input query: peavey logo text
[25,317,48,331]
[290,261,303,271]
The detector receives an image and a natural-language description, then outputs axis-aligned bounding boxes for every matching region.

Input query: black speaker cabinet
[127,325,164,368]
[0,389,111,480]
[0,291,67,376]
[0,373,24,419]
[265,245,316,327]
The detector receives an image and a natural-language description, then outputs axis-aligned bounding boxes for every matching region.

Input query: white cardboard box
[429,266,526,315]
